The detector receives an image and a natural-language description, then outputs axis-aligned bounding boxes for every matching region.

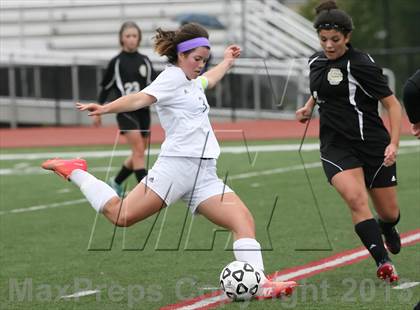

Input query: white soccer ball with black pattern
[219,261,262,300]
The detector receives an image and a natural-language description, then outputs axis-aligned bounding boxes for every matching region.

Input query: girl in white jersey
[42,23,296,299]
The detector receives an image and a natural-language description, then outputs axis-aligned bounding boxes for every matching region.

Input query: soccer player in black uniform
[296,1,402,283]
[403,70,420,310]
[94,21,156,196]
[403,69,420,138]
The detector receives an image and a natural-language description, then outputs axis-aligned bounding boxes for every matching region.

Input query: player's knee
[106,200,136,227]
[114,214,136,227]
[131,145,145,157]
[380,206,400,222]
[345,192,368,212]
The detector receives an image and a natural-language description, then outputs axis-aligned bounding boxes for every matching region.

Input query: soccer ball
[219,261,262,301]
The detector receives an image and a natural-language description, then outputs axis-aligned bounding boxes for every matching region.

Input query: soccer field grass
[0,139,419,309]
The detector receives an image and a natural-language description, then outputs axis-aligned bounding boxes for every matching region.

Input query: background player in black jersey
[403,69,420,138]
[94,21,156,196]
[402,71,419,310]
[296,1,402,283]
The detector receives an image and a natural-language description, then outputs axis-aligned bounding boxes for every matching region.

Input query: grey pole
[253,67,261,119]
[71,59,80,124]
[8,54,17,128]
[34,66,41,99]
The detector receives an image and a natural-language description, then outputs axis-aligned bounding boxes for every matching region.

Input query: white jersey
[141,66,220,158]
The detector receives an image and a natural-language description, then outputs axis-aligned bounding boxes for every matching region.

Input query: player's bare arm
[380,94,402,166]
[76,92,156,116]
[204,45,240,89]
[296,96,315,123]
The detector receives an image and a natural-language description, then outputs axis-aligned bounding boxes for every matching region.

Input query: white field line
[0,144,418,215]
[0,140,418,161]
[60,289,100,299]
[0,143,319,161]
[0,143,418,177]
[392,282,420,290]
[230,162,321,180]
[0,165,117,176]
[0,199,87,215]
[169,232,420,310]
[0,161,322,216]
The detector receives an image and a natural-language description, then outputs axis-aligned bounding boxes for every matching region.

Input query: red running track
[0,117,413,148]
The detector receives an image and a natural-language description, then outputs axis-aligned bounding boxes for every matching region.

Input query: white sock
[233,238,265,273]
[70,169,118,213]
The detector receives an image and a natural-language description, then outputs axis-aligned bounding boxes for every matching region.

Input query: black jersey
[308,44,393,145]
[408,69,420,89]
[403,69,420,124]
[98,51,156,107]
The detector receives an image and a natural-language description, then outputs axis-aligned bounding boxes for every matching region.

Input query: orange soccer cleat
[255,280,298,300]
[377,261,399,283]
[41,158,87,180]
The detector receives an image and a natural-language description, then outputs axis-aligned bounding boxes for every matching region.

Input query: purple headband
[176,37,211,53]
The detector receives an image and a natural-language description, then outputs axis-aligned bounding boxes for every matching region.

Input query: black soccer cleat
[383,226,401,254]
[378,219,401,255]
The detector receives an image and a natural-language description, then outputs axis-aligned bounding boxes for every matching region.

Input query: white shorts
[141,156,233,213]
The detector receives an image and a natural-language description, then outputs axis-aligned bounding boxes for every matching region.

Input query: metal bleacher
[0,0,319,61]
[0,0,231,62]
[0,0,320,126]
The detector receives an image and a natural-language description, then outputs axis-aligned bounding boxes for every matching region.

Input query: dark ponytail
[313,0,353,35]
[154,23,209,64]
[315,0,338,14]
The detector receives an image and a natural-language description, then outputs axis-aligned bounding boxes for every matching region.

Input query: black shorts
[116,109,150,137]
[320,142,397,188]
[403,79,420,124]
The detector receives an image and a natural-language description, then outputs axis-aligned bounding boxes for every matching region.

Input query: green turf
[0,138,419,309]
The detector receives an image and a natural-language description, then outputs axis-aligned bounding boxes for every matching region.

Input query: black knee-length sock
[115,165,132,184]
[134,168,147,182]
[378,213,400,232]
[355,218,390,266]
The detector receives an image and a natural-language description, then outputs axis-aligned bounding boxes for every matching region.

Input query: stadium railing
[0,0,325,127]
[0,49,312,127]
